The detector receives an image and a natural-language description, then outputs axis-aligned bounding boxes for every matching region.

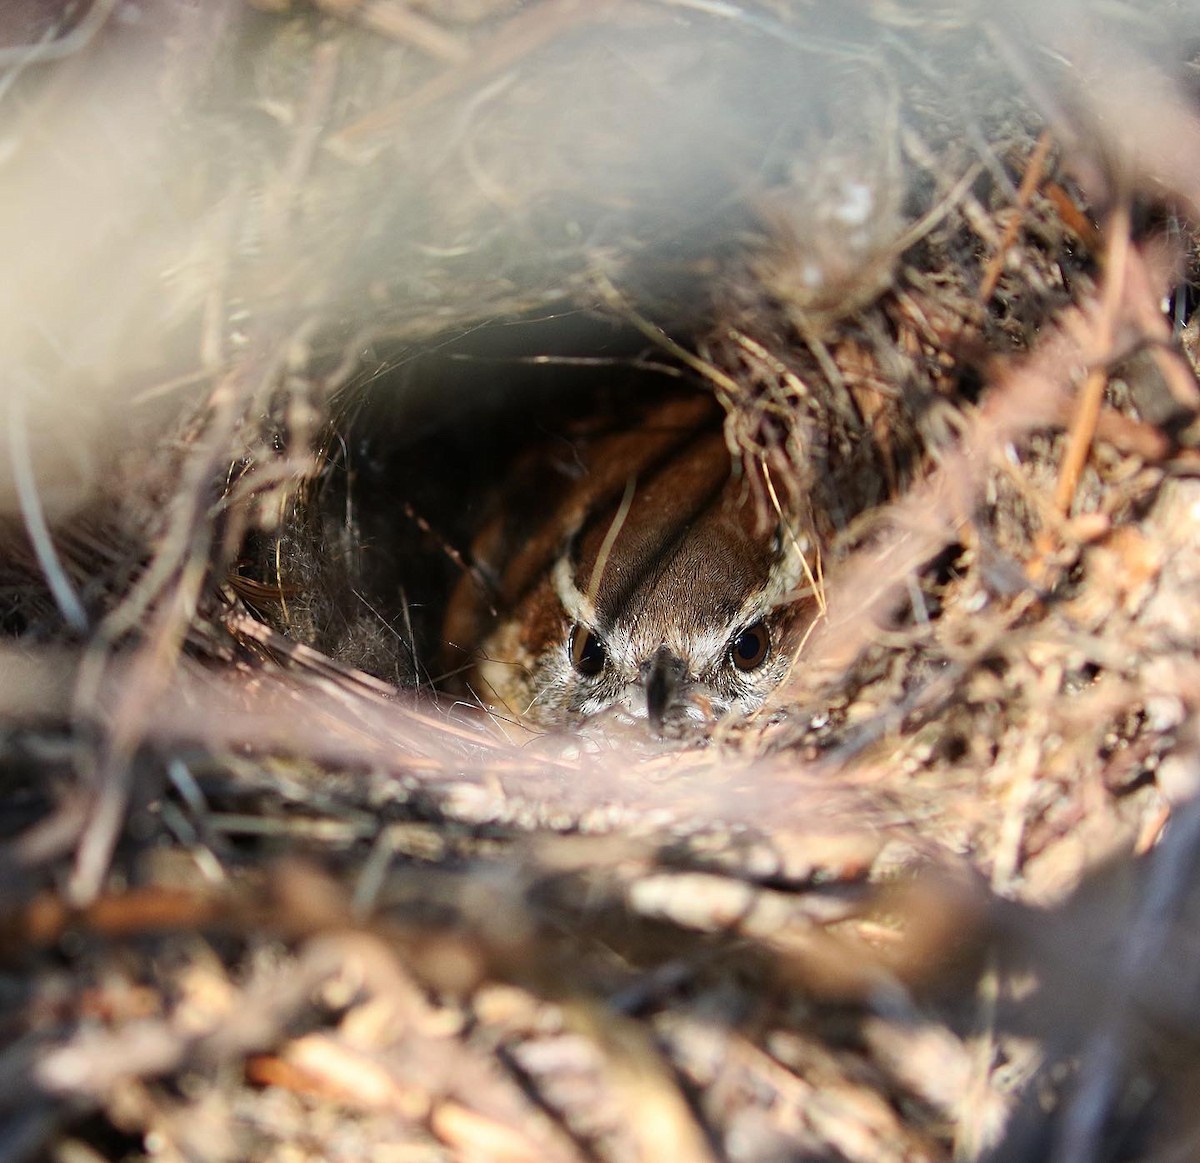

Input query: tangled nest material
[3,1,1200,1160]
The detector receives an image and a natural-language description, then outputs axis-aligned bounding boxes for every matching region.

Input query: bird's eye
[730,621,770,671]
[569,624,606,676]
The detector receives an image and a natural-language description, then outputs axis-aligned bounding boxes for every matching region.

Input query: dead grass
[1,2,1200,1160]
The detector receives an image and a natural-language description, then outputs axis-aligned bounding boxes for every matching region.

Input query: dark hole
[282,307,697,693]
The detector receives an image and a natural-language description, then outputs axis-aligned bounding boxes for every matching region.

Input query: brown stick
[1052,204,1130,516]
[977,129,1055,308]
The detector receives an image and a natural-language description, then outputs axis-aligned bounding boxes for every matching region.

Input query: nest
[3,1,1200,1160]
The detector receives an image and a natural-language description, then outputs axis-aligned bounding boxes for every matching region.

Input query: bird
[441,391,814,732]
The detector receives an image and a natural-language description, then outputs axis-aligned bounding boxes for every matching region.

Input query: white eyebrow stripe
[553,552,596,626]
[730,589,772,630]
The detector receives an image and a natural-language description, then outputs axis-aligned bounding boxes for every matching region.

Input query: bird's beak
[641,644,688,734]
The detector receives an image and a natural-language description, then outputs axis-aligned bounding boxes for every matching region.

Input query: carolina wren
[442,392,811,731]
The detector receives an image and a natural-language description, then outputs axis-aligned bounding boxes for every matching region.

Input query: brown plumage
[442,392,814,730]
